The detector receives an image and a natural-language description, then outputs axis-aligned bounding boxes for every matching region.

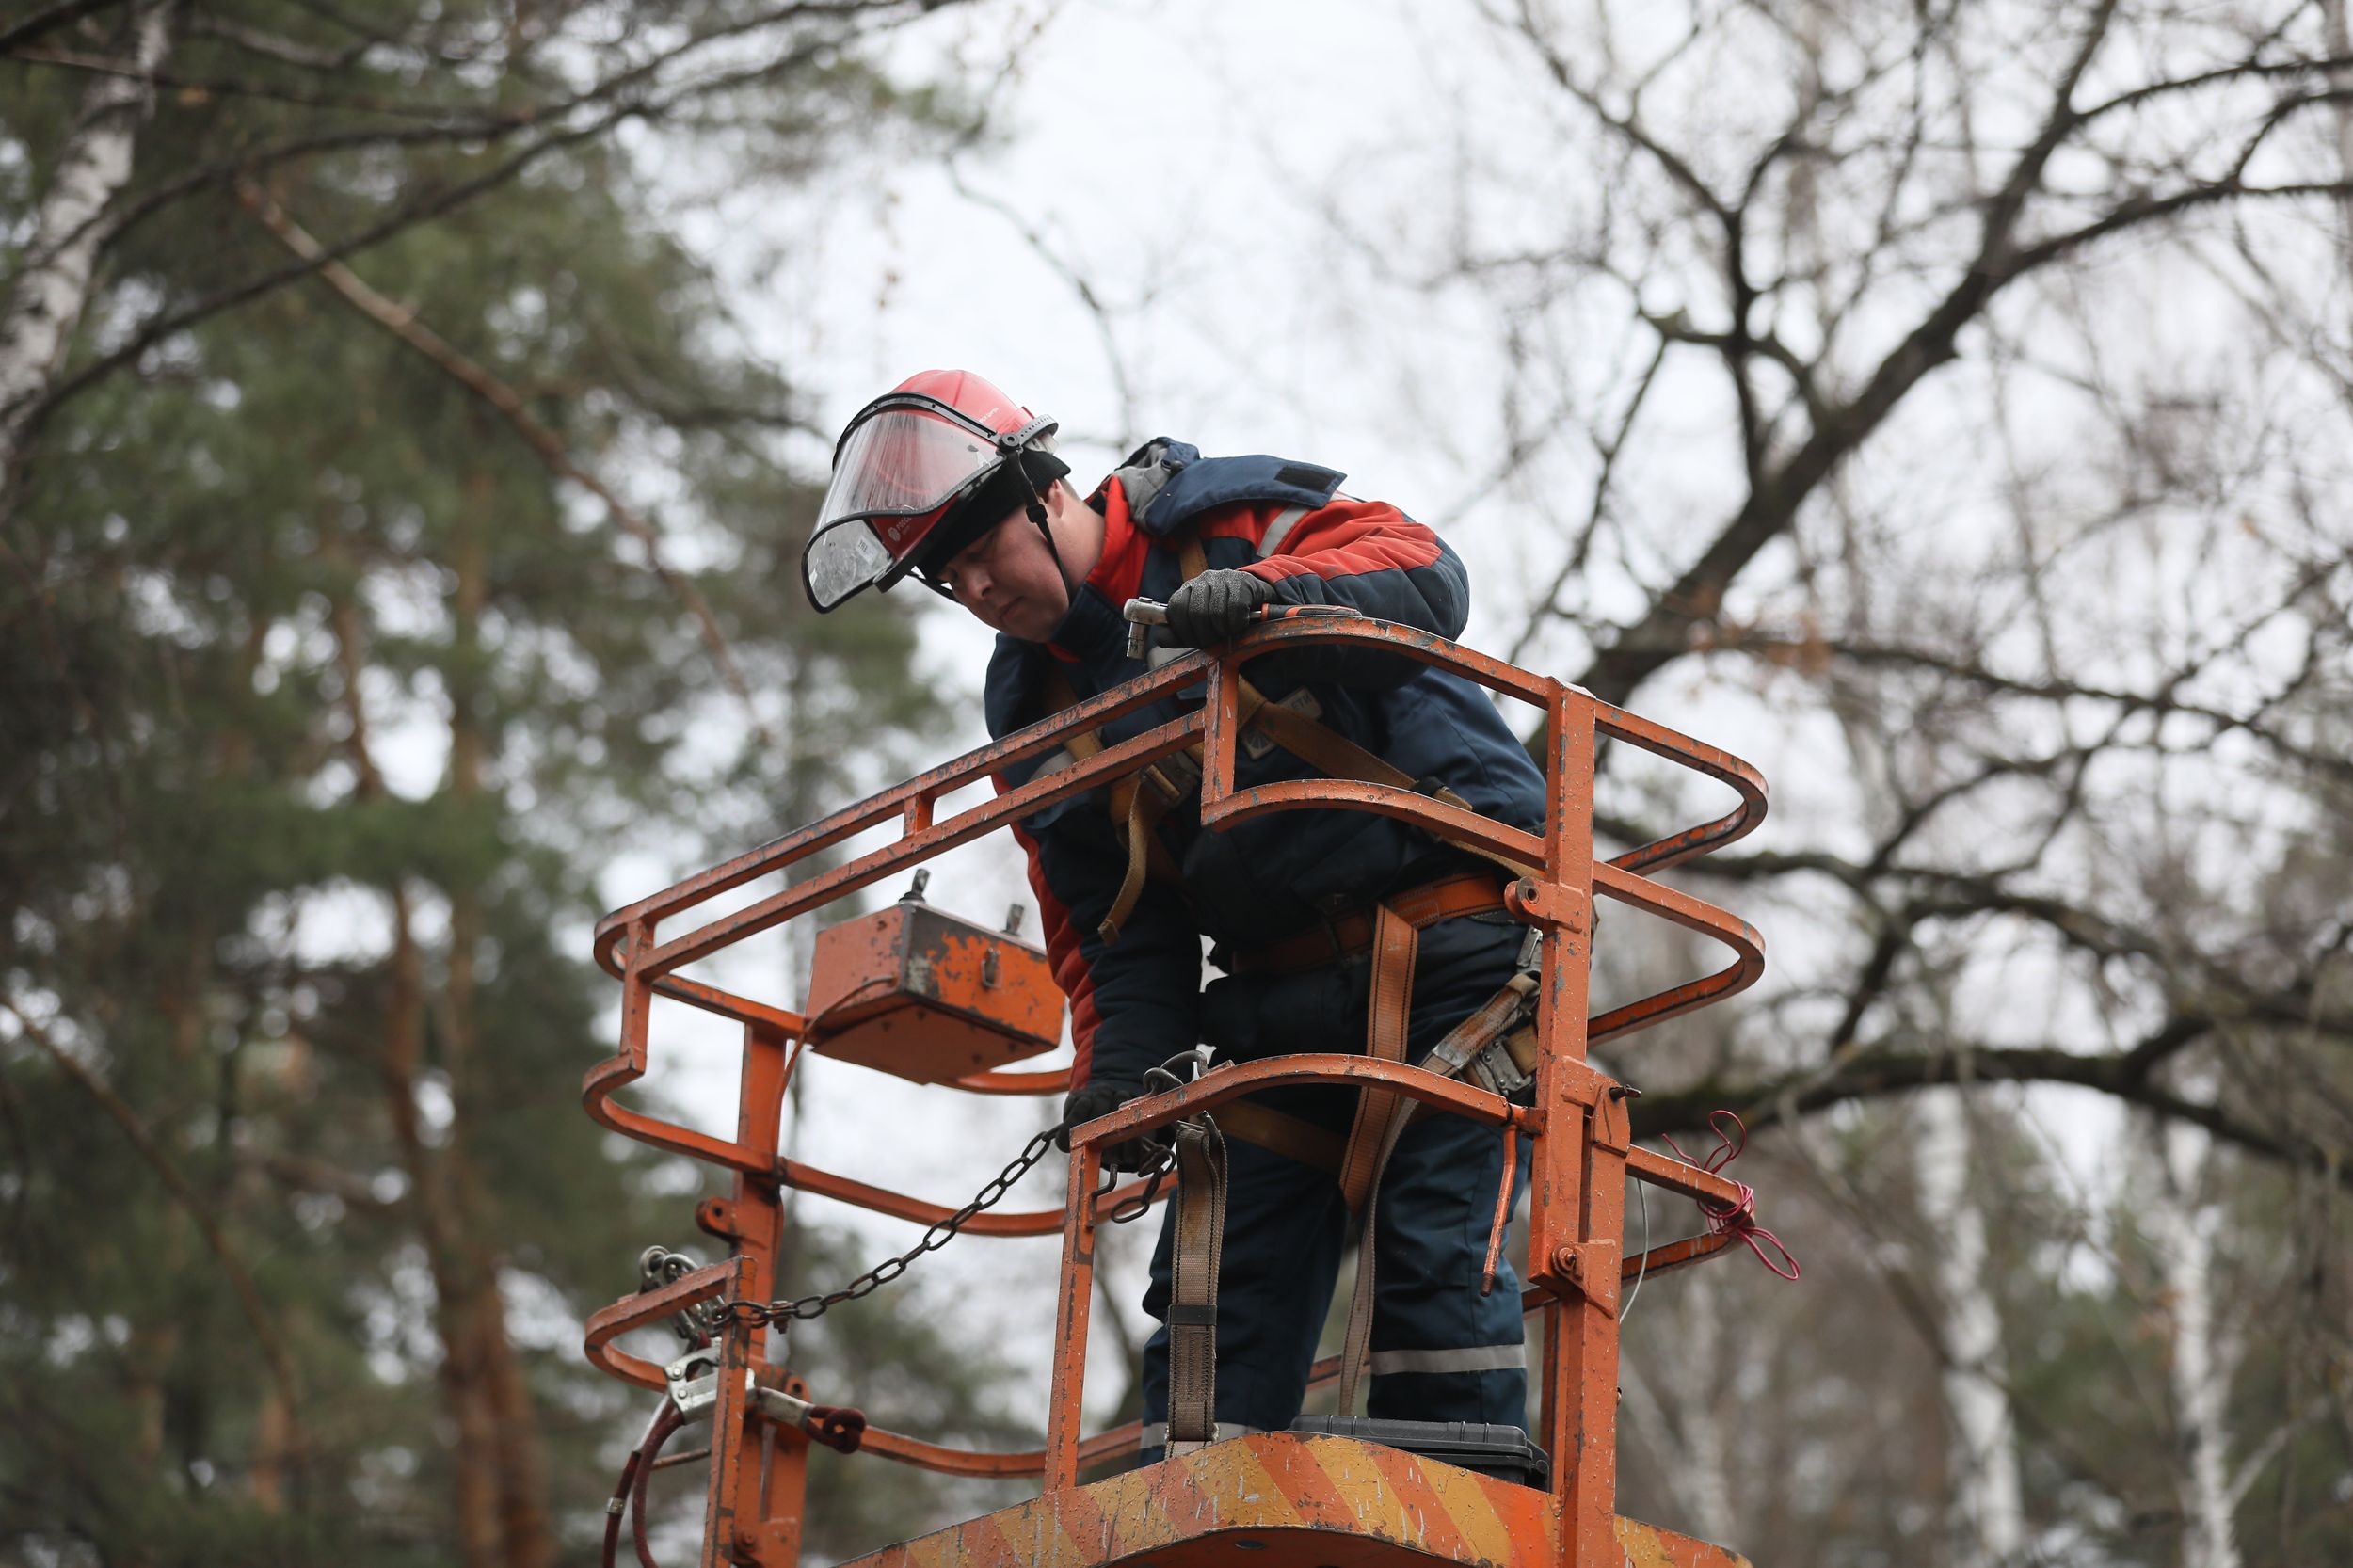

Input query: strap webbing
[1332,904,1420,1418]
[1104,784,1170,941]
[1163,1117,1228,1456]
[1336,1106,1416,1415]
[1338,904,1417,1214]
[1244,695,1536,883]
[1213,1098,1344,1175]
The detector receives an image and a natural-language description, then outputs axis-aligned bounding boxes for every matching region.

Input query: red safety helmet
[802,369,1066,611]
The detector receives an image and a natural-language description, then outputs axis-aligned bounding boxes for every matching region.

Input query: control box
[801,890,1063,1083]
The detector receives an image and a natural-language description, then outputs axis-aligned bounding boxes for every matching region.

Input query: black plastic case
[1288,1416,1550,1489]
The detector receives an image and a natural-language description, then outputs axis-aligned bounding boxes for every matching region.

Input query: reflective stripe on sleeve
[1256,506,1311,559]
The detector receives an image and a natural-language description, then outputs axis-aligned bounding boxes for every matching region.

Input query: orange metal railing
[580,612,1769,1568]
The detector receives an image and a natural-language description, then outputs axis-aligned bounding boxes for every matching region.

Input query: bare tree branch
[1634,1028,2349,1190]
[0,1,954,462]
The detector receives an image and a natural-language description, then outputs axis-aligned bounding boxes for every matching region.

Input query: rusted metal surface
[1586,863,1764,1044]
[1624,1145,1749,1210]
[584,618,1762,990]
[1616,1232,1741,1284]
[1524,692,1620,1568]
[856,1421,1141,1480]
[572,611,1775,1568]
[1044,1139,1098,1492]
[803,900,1062,1082]
[700,1256,767,1565]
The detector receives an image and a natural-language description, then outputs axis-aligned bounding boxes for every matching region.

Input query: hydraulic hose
[632,1398,687,1568]
[601,1397,680,1568]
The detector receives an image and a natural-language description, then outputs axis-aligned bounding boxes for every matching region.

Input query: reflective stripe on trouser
[1366,1342,1527,1376]
[1138,917,1534,1455]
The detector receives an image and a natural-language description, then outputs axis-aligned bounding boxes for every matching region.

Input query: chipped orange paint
[1610,1517,1751,1568]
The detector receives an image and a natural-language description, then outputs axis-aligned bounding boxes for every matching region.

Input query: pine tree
[2,4,1012,1561]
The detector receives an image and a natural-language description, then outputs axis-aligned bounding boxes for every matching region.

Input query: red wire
[1660,1112,1801,1281]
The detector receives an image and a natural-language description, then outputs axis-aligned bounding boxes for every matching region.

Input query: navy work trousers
[1136,914,1534,1453]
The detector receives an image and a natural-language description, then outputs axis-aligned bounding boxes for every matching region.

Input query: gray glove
[1161,569,1279,647]
[1057,1079,1160,1172]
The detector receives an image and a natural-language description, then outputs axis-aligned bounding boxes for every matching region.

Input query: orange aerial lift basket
[582,610,1773,1568]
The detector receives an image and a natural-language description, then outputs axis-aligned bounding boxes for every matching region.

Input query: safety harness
[1041,535,1548,1425]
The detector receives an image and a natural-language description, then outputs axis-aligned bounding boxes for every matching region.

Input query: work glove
[1056,1079,1161,1173]
[1160,569,1279,648]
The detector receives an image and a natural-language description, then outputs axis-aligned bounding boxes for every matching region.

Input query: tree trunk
[2143,1107,2241,1568]
[1672,1271,1740,1550]
[0,0,175,481]
[391,891,509,1568]
[249,1390,294,1512]
[325,566,507,1568]
[1826,692,2030,1567]
[1913,1089,2026,1568]
[443,487,557,1568]
[1617,1271,1739,1548]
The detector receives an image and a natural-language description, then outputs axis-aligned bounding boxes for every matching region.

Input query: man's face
[933,488,1078,642]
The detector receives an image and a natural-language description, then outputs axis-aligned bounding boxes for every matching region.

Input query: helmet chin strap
[1016,456,1078,603]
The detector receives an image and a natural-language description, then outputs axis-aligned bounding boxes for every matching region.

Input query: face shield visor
[802,393,1057,611]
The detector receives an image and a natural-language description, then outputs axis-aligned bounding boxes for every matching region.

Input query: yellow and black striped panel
[840,1434,1750,1568]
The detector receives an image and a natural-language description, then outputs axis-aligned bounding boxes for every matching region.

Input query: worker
[803,370,1547,1456]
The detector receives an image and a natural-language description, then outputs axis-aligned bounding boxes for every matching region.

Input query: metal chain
[712,1125,1062,1330]
[1102,1142,1177,1224]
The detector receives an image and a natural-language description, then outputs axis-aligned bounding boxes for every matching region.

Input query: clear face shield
[801,395,1056,611]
